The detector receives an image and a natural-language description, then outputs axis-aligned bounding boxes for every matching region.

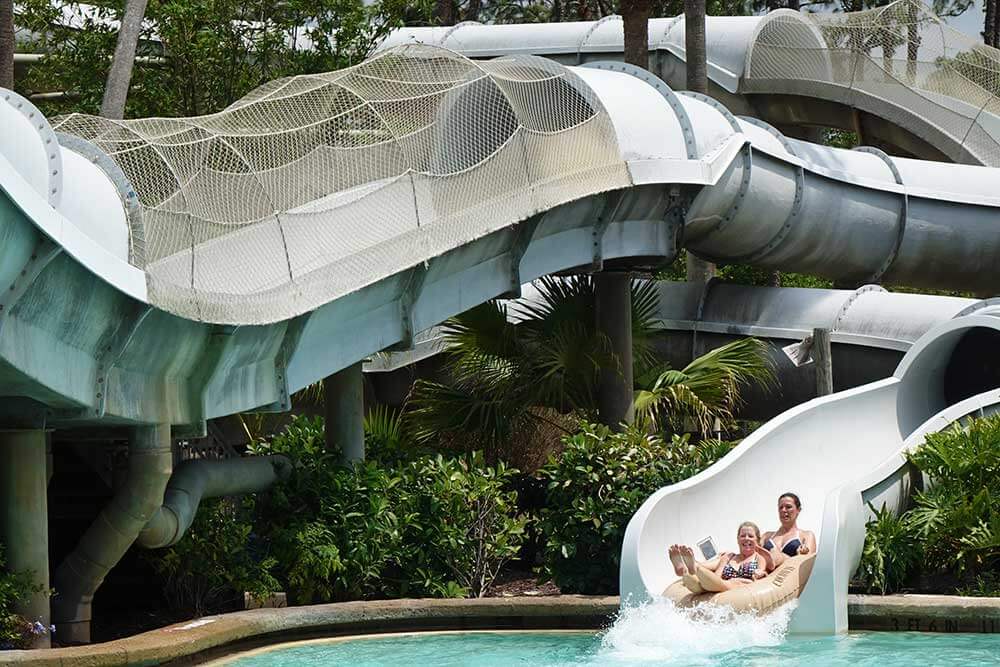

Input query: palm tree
[406,277,775,461]
[634,337,776,435]
[406,276,660,462]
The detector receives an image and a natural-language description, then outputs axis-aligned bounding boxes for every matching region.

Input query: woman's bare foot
[669,544,687,576]
[679,545,697,574]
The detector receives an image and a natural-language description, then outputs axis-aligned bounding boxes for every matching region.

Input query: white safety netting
[52,45,630,324]
[746,0,1000,166]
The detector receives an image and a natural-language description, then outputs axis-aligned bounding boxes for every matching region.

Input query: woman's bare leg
[695,565,734,592]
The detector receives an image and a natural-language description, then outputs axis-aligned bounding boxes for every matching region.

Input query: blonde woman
[669,521,774,593]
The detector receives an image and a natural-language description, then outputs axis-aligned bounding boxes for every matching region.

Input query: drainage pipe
[51,423,172,645]
[136,454,292,549]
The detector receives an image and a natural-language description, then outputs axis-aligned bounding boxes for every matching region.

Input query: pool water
[217,599,999,666]
[221,630,1000,666]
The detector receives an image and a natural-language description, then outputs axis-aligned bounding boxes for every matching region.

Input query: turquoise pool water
[223,630,1000,666]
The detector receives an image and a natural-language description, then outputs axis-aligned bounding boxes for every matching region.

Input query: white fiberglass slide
[620,308,1000,634]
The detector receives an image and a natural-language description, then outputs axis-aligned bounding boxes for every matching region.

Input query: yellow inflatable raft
[663,554,816,614]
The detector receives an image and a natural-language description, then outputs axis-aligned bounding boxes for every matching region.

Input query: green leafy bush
[855,503,921,594]
[148,499,279,617]
[537,422,735,594]
[1,544,47,650]
[855,414,1000,594]
[255,417,527,602]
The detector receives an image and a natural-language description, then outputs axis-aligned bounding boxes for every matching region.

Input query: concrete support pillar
[595,272,634,430]
[0,430,50,648]
[324,362,365,463]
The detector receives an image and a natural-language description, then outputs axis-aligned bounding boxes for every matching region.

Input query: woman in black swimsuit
[761,492,816,567]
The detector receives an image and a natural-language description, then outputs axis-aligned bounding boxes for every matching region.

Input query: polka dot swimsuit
[721,556,759,580]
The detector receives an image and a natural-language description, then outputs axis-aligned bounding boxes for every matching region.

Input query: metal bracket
[576,15,622,64]
[501,217,541,298]
[2,89,62,207]
[952,297,1000,319]
[732,163,805,265]
[57,132,146,268]
[833,284,886,330]
[0,239,63,328]
[853,146,907,285]
[92,303,153,418]
[736,115,801,158]
[679,91,742,133]
[591,190,626,271]
[658,186,687,268]
[255,314,309,413]
[582,60,698,159]
[441,20,483,48]
[391,263,430,352]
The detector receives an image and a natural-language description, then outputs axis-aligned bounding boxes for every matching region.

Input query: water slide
[3,0,1000,639]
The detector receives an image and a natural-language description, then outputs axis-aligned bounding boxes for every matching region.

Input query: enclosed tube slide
[619,307,1000,633]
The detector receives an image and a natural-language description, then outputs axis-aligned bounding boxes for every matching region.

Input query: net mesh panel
[52,46,630,325]
[746,0,1000,166]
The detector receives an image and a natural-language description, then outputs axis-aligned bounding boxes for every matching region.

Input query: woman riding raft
[664,493,817,611]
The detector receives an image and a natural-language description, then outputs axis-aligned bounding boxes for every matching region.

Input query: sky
[942,0,986,39]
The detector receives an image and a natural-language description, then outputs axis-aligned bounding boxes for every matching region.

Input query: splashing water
[596,598,796,665]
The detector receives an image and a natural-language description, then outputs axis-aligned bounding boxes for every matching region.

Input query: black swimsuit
[764,532,802,557]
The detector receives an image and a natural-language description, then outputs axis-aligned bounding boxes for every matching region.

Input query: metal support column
[0,429,50,648]
[595,272,634,429]
[323,362,365,463]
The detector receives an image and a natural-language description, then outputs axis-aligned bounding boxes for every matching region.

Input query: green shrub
[255,417,527,602]
[1,544,47,649]
[854,415,1000,595]
[906,416,1000,578]
[396,453,527,598]
[148,498,279,617]
[537,422,735,594]
[855,503,921,594]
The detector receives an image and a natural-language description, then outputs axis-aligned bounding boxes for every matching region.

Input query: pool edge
[2,594,999,666]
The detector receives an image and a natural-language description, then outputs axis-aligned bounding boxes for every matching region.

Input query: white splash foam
[596,598,796,664]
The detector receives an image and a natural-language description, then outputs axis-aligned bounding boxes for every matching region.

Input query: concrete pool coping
[1,594,997,666]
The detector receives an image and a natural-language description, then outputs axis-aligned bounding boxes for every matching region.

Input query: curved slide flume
[3,48,1000,431]
[620,309,1000,633]
[381,0,1000,167]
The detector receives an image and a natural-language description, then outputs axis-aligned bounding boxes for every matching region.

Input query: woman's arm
[799,530,817,555]
[754,544,775,573]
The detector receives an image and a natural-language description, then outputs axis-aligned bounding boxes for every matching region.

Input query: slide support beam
[0,429,50,648]
[324,362,365,463]
[596,271,634,429]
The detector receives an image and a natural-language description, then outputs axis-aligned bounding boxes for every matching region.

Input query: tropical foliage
[250,415,527,602]
[148,498,280,617]
[855,414,1000,595]
[406,276,661,464]
[634,337,775,435]
[537,422,735,594]
[0,545,46,650]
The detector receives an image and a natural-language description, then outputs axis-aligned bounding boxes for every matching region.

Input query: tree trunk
[986,0,999,48]
[621,0,651,70]
[0,0,13,90]
[684,0,715,282]
[100,0,149,119]
[465,0,482,22]
[436,0,455,26]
